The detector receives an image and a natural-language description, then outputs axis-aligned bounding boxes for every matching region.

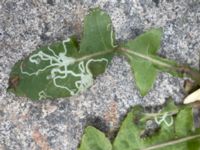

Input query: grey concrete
[0,0,199,149]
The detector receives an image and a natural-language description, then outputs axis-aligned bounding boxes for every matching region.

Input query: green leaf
[78,126,112,150]
[80,8,116,54]
[120,28,200,96]
[8,9,115,100]
[113,101,200,150]
[79,8,116,77]
[122,29,163,96]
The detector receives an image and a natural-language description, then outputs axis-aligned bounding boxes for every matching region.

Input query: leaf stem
[120,47,173,68]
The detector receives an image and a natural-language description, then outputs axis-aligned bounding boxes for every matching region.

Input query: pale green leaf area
[8,8,115,100]
[79,101,200,150]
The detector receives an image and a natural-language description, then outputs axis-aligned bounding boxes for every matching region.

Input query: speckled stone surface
[0,0,199,150]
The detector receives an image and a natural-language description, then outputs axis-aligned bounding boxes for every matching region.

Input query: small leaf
[122,28,163,96]
[8,9,115,100]
[113,102,200,150]
[78,126,112,150]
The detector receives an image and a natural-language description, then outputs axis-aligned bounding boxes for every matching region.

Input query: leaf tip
[137,85,150,97]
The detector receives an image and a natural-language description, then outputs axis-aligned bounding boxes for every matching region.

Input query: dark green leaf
[8,9,115,100]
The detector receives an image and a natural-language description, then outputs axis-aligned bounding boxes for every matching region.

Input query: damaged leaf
[113,101,200,150]
[8,9,115,100]
[79,101,200,150]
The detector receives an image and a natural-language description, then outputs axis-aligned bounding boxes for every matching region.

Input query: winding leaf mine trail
[20,38,110,99]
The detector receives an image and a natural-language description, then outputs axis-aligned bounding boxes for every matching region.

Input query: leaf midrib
[76,49,114,62]
[120,47,173,68]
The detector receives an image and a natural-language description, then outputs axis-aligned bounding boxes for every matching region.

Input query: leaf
[8,9,115,100]
[113,101,200,150]
[121,29,182,96]
[79,8,116,77]
[120,28,200,96]
[122,29,162,96]
[80,8,116,54]
[78,126,112,150]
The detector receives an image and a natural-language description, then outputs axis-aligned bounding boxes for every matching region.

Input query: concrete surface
[0,0,200,149]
